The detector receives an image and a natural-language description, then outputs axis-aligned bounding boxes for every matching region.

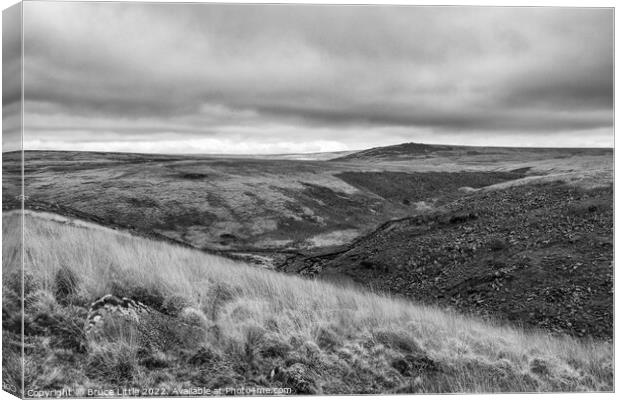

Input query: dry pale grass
[2,211,613,394]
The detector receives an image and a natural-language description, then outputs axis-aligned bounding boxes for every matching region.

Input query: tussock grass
[2,212,613,394]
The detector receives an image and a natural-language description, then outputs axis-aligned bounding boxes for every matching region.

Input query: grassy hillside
[2,212,613,394]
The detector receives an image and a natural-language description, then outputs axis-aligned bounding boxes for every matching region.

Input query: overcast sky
[2,2,614,153]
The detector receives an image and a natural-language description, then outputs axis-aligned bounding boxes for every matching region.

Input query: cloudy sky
[2,2,614,153]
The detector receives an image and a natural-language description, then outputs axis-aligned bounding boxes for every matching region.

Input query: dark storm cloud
[2,3,21,107]
[19,2,613,152]
[498,67,613,110]
[257,102,612,132]
[3,3,22,152]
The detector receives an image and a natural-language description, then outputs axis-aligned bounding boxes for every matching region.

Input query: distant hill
[331,142,613,162]
[331,142,456,161]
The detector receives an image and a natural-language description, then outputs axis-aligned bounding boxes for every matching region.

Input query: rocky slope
[280,182,613,340]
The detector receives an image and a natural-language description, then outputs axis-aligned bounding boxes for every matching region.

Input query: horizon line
[2,141,615,157]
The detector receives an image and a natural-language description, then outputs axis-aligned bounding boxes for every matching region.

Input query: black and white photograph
[1,0,615,397]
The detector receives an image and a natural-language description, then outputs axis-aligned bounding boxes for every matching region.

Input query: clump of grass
[277,362,321,394]
[4,212,614,394]
[54,266,80,305]
[2,270,25,333]
[86,341,139,385]
[315,326,342,351]
[186,345,220,366]
[161,295,189,316]
[2,331,23,395]
[108,280,167,311]
[374,330,423,353]
[259,333,292,359]
[47,306,88,352]
[203,281,236,321]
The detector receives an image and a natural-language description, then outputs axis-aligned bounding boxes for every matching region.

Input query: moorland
[1,142,614,394]
[1,143,612,259]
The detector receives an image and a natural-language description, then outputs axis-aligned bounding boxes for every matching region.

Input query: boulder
[85,294,150,338]
[85,294,207,351]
